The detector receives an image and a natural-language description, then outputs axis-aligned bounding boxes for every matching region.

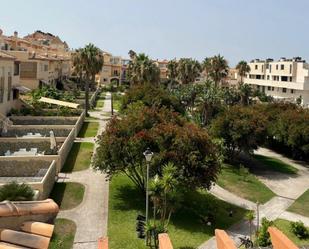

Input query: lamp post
[143,148,153,243]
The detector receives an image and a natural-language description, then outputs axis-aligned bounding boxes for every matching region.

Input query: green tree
[167,59,179,88]
[120,84,185,114]
[210,105,267,160]
[127,53,160,85]
[93,106,222,192]
[239,83,253,106]
[245,210,255,241]
[0,182,34,201]
[177,58,201,84]
[256,218,273,247]
[74,44,103,114]
[236,60,251,84]
[203,55,229,86]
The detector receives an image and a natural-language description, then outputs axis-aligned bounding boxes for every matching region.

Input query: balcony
[244,78,308,90]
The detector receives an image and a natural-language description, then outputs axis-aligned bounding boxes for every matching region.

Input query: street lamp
[143,148,153,238]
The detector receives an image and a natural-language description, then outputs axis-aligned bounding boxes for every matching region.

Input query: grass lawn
[49,219,76,249]
[108,174,246,249]
[287,189,309,217]
[217,164,275,204]
[62,142,94,172]
[112,93,122,112]
[50,182,85,210]
[253,154,298,174]
[78,121,99,138]
[274,219,309,246]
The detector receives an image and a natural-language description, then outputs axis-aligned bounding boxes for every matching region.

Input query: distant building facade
[244,57,309,107]
[0,29,71,90]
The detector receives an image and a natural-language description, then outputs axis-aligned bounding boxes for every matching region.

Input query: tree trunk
[85,77,90,115]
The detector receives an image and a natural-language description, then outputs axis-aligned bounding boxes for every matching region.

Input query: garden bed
[49,218,76,249]
[108,174,247,249]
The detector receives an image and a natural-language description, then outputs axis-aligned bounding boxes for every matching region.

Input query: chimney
[14,31,18,38]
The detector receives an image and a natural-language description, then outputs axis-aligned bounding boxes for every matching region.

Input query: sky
[1,0,309,66]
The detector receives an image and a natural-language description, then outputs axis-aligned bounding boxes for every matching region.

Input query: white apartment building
[244,57,309,107]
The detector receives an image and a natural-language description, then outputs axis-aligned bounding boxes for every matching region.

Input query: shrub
[0,182,34,201]
[290,221,309,239]
[120,84,185,114]
[256,218,273,247]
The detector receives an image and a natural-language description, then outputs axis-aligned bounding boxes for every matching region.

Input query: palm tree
[127,53,160,85]
[167,59,178,88]
[74,44,103,114]
[177,58,201,84]
[203,55,229,86]
[72,49,84,84]
[239,83,253,106]
[245,210,255,241]
[236,60,251,84]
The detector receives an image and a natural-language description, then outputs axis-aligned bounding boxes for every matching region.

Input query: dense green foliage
[290,221,309,239]
[94,106,222,192]
[210,105,267,158]
[0,182,34,201]
[120,84,185,114]
[256,218,273,247]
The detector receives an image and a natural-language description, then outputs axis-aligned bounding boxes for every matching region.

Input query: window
[0,68,4,103]
[272,87,275,91]
[269,65,272,73]
[267,86,271,91]
[276,64,279,70]
[262,65,264,72]
[291,89,294,94]
[282,88,287,93]
[44,65,48,72]
[281,76,288,82]
[7,68,12,101]
[281,65,284,70]
[255,65,258,70]
[289,65,292,74]
[14,62,20,76]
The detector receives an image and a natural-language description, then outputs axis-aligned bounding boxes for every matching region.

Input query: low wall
[0,160,51,177]
[2,125,74,137]
[29,160,57,200]
[74,110,85,137]
[10,116,79,125]
[57,128,75,171]
[0,199,58,230]
[0,139,63,156]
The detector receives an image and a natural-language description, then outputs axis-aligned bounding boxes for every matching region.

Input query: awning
[38,97,80,109]
[13,86,31,93]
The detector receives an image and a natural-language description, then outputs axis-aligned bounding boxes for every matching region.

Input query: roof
[0,51,16,60]
[38,97,80,109]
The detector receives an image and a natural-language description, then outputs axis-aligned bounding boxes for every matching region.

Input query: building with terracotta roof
[0,49,21,116]
[0,29,71,90]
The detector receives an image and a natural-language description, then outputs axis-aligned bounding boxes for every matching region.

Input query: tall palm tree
[167,59,178,88]
[203,55,229,86]
[74,44,103,114]
[127,53,160,85]
[72,49,84,84]
[177,58,201,84]
[236,60,251,84]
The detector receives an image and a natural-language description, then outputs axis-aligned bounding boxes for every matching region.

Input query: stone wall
[74,110,85,137]
[2,126,74,137]
[29,161,56,200]
[0,140,61,156]
[57,128,75,171]
[10,116,79,125]
[0,160,51,177]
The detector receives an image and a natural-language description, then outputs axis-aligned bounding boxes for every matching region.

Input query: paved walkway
[56,92,111,249]
[199,148,309,249]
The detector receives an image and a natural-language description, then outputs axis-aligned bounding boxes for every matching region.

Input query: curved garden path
[56,92,111,249]
[199,147,309,249]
